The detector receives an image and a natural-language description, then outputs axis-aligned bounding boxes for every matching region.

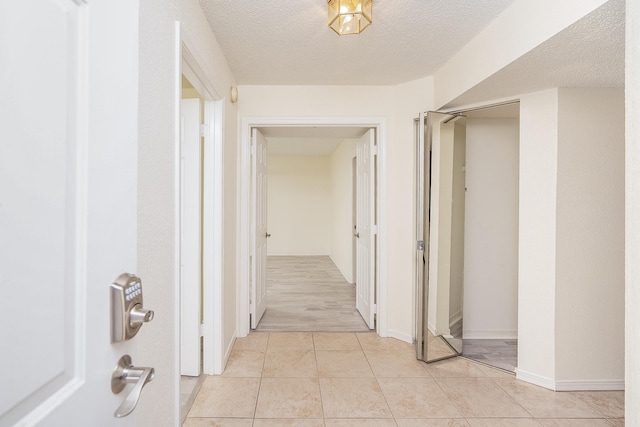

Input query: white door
[356,129,376,329]
[180,98,202,376]
[250,129,268,329]
[0,1,143,425]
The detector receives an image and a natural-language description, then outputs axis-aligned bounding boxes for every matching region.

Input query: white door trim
[179,98,202,376]
[250,129,269,329]
[238,116,388,338]
[202,98,225,375]
[177,30,225,375]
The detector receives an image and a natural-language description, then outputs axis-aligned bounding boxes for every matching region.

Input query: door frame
[179,97,202,376]
[177,32,225,375]
[238,116,389,337]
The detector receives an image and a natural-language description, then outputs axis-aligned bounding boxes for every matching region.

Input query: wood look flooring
[463,339,518,372]
[255,256,371,332]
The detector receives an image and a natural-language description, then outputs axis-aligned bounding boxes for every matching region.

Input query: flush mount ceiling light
[328,0,372,35]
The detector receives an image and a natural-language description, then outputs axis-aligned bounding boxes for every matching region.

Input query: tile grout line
[312,332,327,423]
[252,331,270,423]
[183,332,625,426]
[360,333,406,424]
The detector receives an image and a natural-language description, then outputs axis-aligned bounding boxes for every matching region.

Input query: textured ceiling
[198,0,516,85]
[444,0,625,108]
[198,0,624,153]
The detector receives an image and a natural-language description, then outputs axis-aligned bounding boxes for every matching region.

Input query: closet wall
[463,118,520,339]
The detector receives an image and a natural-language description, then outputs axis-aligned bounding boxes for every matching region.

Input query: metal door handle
[265,233,271,238]
[354,232,360,238]
[112,355,155,418]
[129,304,154,326]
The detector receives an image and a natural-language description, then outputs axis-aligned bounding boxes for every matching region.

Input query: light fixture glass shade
[328,0,372,35]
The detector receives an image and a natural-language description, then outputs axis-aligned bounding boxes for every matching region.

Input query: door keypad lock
[110,273,154,342]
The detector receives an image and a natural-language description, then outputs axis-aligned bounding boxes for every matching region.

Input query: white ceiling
[197,0,624,153]
[445,0,625,108]
[267,138,344,156]
[462,103,520,120]
[198,0,517,86]
[263,126,368,156]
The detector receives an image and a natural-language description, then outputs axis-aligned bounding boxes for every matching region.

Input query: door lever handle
[111,355,155,418]
[265,233,271,238]
[354,232,360,238]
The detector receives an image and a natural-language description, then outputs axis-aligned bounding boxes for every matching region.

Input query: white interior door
[0,0,142,425]
[356,129,376,329]
[180,98,202,376]
[250,129,268,329]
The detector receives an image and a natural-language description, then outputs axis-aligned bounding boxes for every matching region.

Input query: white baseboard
[449,312,463,337]
[427,321,436,336]
[515,369,556,390]
[449,310,463,326]
[219,333,236,375]
[329,254,353,283]
[516,369,625,391]
[463,329,518,339]
[554,379,625,391]
[386,329,413,344]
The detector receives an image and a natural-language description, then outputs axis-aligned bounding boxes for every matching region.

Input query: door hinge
[372,145,378,156]
[199,322,205,337]
[373,303,377,314]
[200,124,209,138]
[372,225,378,235]
[417,240,425,251]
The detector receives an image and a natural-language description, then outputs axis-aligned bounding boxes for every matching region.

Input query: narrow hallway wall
[267,155,332,255]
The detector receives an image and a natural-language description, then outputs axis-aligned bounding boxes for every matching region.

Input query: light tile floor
[181,374,206,424]
[184,332,624,426]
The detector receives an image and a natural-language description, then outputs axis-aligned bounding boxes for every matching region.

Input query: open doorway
[238,119,388,338]
[177,45,225,422]
[460,103,520,372]
[178,75,205,418]
[253,127,372,331]
[416,102,520,373]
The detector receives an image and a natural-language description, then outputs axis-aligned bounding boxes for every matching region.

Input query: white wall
[330,139,357,283]
[393,77,435,341]
[626,0,640,420]
[518,89,559,386]
[266,155,332,255]
[463,118,519,339]
[555,88,624,384]
[137,0,238,424]
[518,88,625,391]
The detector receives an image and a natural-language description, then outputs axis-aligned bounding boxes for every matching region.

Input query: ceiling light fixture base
[328,0,372,35]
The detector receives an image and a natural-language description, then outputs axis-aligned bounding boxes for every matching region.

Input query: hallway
[183,332,624,426]
[255,256,370,332]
